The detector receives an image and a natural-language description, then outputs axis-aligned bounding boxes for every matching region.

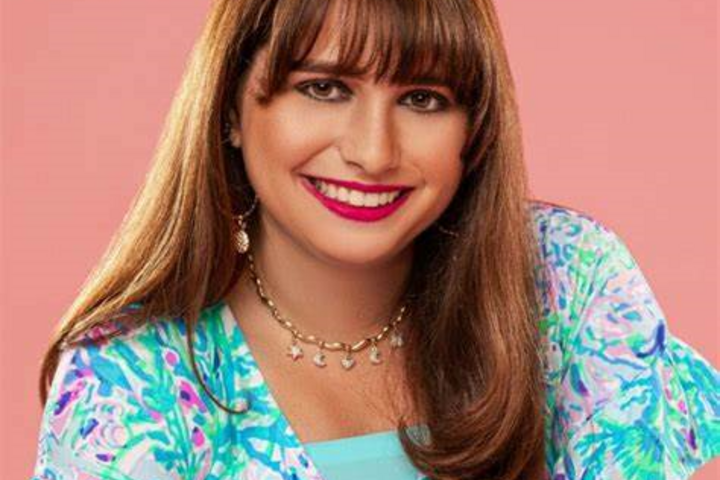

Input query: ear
[228,109,242,148]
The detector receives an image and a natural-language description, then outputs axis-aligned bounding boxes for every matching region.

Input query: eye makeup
[293,77,455,114]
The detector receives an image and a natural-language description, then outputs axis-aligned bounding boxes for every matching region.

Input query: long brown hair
[39,0,546,478]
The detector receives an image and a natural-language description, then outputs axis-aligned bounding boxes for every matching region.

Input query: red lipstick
[308,175,411,193]
[301,175,413,223]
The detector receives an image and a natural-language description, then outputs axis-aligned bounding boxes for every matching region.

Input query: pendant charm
[286,341,303,361]
[313,349,327,368]
[341,351,356,370]
[369,342,382,365]
[390,328,404,348]
[235,228,250,254]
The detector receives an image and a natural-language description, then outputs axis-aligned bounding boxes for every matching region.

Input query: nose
[338,98,400,176]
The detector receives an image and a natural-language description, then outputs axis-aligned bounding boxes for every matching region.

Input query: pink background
[1,0,717,478]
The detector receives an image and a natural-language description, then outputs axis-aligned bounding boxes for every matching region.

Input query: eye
[295,79,351,102]
[400,90,451,113]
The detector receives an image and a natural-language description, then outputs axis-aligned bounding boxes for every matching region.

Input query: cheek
[241,98,335,173]
[400,115,466,187]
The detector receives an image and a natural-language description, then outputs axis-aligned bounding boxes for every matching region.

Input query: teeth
[310,178,403,207]
[348,190,363,206]
[365,193,379,207]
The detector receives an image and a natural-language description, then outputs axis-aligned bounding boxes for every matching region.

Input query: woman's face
[229,17,468,268]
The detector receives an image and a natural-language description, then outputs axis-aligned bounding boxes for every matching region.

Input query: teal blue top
[304,429,421,480]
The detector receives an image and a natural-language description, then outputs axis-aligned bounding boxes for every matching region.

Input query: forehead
[290,0,451,84]
[300,1,374,73]
[253,0,486,106]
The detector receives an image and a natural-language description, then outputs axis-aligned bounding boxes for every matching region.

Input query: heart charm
[390,330,404,348]
[341,355,356,370]
[369,345,382,365]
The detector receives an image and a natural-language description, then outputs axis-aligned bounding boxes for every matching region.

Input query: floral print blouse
[32,201,720,479]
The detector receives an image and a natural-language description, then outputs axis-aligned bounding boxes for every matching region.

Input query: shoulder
[527,199,656,379]
[34,303,233,479]
[527,199,643,322]
[530,202,720,477]
[46,302,240,420]
[527,200,639,350]
[56,309,191,397]
[528,199,626,265]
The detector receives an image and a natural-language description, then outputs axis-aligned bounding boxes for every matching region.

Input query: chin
[308,234,412,268]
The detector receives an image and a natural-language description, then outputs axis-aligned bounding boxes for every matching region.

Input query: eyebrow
[293,59,449,87]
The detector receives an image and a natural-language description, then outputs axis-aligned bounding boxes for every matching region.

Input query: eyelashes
[294,78,453,114]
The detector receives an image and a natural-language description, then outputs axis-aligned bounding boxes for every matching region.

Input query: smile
[301,175,413,222]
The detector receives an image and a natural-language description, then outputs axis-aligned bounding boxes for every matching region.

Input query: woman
[32,0,718,479]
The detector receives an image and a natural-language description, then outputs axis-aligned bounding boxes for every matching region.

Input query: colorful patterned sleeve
[31,324,194,480]
[543,208,720,479]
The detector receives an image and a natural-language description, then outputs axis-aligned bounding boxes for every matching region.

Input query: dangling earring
[435,222,459,238]
[223,121,242,149]
[235,195,258,254]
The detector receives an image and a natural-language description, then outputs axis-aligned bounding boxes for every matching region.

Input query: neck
[234,213,413,343]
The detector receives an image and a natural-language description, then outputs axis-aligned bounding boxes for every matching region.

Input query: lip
[304,174,411,193]
[300,176,413,223]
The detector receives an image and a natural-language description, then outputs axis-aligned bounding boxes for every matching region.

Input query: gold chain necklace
[245,252,406,370]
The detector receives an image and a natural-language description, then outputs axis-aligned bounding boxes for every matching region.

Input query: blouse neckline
[217,299,416,477]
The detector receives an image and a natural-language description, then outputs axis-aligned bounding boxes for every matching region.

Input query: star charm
[287,343,303,360]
